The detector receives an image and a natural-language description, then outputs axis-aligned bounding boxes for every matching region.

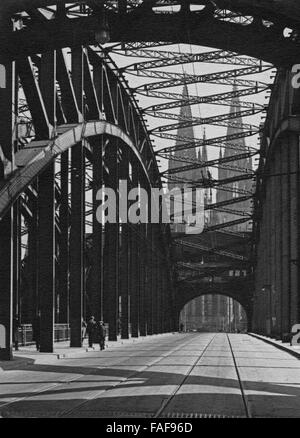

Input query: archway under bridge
[180,294,248,333]
[175,278,254,332]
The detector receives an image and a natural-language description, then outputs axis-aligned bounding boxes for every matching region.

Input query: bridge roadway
[0,333,300,418]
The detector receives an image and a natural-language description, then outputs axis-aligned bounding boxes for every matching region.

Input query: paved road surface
[0,333,300,418]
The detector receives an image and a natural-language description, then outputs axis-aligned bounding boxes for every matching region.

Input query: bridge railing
[16,323,133,346]
[17,324,70,346]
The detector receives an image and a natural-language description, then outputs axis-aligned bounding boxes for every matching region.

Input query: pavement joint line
[153,333,217,419]
[226,334,252,419]
[57,333,203,418]
[249,333,300,360]
[0,335,190,416]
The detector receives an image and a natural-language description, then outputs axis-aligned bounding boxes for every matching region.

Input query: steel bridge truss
[0,39,177,359]
[0,0,291,356]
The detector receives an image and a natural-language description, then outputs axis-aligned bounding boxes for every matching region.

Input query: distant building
[216,82,253,232]
[169,84,251,331]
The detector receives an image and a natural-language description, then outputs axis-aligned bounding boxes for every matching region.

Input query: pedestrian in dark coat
[96,321,106,350]
[82,318,87,343]
[86,316,97,348]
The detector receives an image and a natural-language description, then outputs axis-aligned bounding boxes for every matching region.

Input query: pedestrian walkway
[0,333,300,418]
[3,333,177,366]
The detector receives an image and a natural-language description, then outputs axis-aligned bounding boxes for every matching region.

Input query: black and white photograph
[0,0,299,422]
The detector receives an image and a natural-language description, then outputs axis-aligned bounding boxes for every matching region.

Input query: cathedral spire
[201,128,208,178]
[224,81,247,158]
[169,84,197,188]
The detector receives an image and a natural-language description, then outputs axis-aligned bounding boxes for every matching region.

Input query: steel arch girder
[2,12,300,67]
[2,0,300,23]
[0,121,153,220]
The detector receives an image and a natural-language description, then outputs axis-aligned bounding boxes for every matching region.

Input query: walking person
[82,318,87,344]
[96,321,106,351]
[86,316,96,348]
[32,311,41,351]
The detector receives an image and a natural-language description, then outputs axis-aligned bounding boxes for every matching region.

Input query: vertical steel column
[146,223,153,336]
[0,211,13,360]
[290,133,300,326]
[160,265,166,333]
[156,229,163,334]
[92,51,104,322]
[91,137,103,321]
[28,187,39,324]
[266,163,272,335]
[119,148,129,339]
[152,226,159,334]
[139,224,146,337]
[13,200,21,326]
[274,148,282,336]
[164,268,171,333]
[0,21,15,358]
[130,158,140,337]
[37,164,55,352]
[59,150,69,323]
[276,144,287,338]
[38,50,56,352]
[281,138,291,335]
[103,140,119,341]
[70,47,85,347]
[139,177,147,337]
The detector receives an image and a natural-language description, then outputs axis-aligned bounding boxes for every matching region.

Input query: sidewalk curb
[2,332,180,366]
[249,332,300,360]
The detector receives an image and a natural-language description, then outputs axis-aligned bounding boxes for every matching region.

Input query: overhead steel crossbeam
[205,195,253,211]
[216,228,251,239]
[158,152,255,174]
[143,87,266,113]
[150,109,259,134]
[169,194,253,216]
[122,49,269,71]
[109,42,173,51]
[174,240,248,261]
[203,217,252,233]
[157,130,258,152]
[172,204,251,219]
[162,151,257,175]
[166,174,253,195]
[174,263,235,280]
[211,207,252,218]
[132,67,270,92]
